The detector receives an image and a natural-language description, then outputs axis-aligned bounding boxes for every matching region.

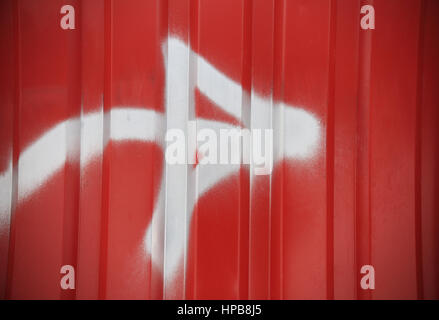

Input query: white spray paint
[144,37,321,289]
[0,158,13,235]
[0,36,321,292]
[12,108,163,204]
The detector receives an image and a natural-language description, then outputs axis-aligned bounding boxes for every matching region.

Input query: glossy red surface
[0,0,438,300]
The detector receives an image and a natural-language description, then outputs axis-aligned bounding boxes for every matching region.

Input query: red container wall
[0,0,438,300]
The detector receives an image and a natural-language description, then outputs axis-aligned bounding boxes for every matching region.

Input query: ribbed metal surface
[0,0,438,299]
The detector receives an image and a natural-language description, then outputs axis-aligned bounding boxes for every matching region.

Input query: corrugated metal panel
[0,0,438,300]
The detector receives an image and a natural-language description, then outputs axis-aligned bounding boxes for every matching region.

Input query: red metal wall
[0,0,438,300]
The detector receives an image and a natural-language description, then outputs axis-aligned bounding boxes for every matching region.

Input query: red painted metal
[0,0,438,300]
